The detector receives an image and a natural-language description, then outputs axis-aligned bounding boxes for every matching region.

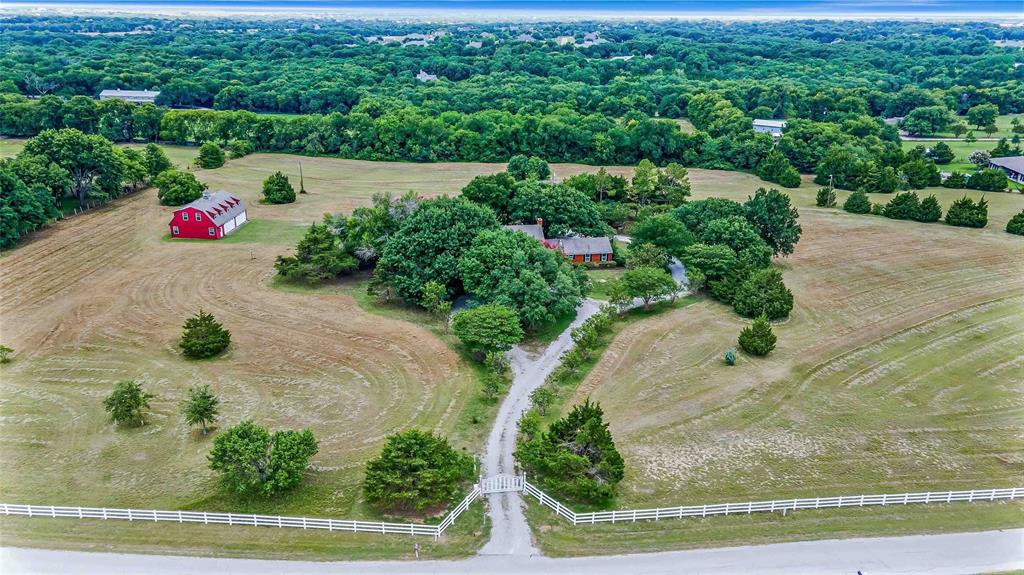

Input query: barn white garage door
[224,219,236,234]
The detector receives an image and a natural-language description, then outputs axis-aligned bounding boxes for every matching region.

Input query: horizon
[4,0,1024,21]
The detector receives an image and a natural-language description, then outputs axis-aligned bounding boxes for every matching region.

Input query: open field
[0,156,516,558]
[530,180,1024,554]
[925,114,1022,140]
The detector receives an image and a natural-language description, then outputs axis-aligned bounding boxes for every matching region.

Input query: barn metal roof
[99,89,160,99]
[177,190,246,227]
[988,155,1024,175]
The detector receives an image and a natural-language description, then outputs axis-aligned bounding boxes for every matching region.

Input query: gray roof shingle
[557,236,612,256]
[180,190,246,227]
[989,156,1024,174]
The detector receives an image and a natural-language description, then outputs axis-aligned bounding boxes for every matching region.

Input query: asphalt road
[4,529,1022,574]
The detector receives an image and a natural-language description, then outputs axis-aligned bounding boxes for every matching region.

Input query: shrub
[870,203,886,216]
[967,150,991,167]
[883,192,920,220]
[942,172,968,189]
[261,171,296,204]
[208,420,318,497]
[843,190,871,214]
[275,223,358,284]
[155,169,205,206]
[732,267,794,320]
[226,139,254,159]
[945,196,988,228]
[1006,209,1024,235]
[967,168,1008,192]
[927,141,955,165]
[738,313,777,356]
[915,195,943,223]
[515,399,624,503]
[0,344,12,363]
[196,142,225,169]
[179,309,231,359]
[451,304,523,357]
[363,429,474,513]
[815,187,836,208]
[755,149,801,188]
[724,349,737,366]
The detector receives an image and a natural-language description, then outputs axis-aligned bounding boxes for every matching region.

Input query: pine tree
[915,195,943,223]
[843,190,871,214]
[738,313,777,356]
[179,309,231,359]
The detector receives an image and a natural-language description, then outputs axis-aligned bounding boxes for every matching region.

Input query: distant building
[466,40,483,49]
[988,156,1024,183]
[99,89,159,105]
[416,69,438,82]
[515,33,537,43]
[753,119,786,137]
[168,190,247,240]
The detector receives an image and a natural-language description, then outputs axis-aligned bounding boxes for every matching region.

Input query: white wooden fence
[520,484,1024,525]
[1,486,483,540]
[4,484,1020,538]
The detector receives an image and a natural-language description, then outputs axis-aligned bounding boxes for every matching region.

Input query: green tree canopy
[843,190,872,214]
[738,313,777,356]
[21,128,121,207]
[182,384,219,435]
[155,169,206,206]
[143,143,172,179]
[743,187,802,256]
[671,197,744,236]
[378,196,499,302]
[515,399,625,504]
[458,228,586,329]
[967,103,998,128]
[208,420,319,497]
[461,172,517,221]
[451,303,524,357]
[915,195,943,223]
[179,309,231,359]
[1006,209,1024,235]
[621,266,678,309]
[732,267,794,319]
[261,171,296,204]
[629,214,695,259]
[196,141,225,169]
[755,149,801,188]
[275,223,358,283]
[363,429,474,513]
[945,195,988,228]
[103,380,154,427]
[900,105,951,136]
[507,181,608,238]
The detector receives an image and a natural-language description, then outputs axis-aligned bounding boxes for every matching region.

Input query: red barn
[168,190,247,240]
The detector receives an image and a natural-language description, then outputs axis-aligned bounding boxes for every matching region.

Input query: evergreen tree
[515,399,625,503]
[1006,209,1024,235]
[363,429,474,513]
[915,195,943,223]
[738,313,777,356]
[103,380,154,427]
[942,172,968,189]
[945,196,988,228]
[195,142,225,169]
[261,171,296,204]
[815,186,836,208]
[179,309,231,359]
[275,224,358,284]
[883,192,921,220]
[927,142,955,165]
[732,267,794,319]
[755,149,801,188]
[843,190,872,214]
[181,385,219,435]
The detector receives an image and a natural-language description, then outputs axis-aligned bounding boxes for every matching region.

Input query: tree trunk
[201,419,207,435]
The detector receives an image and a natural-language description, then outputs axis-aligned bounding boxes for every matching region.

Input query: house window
[584,254,591,262]
[182,213,188,221]
[208,227,215,236]
[601,253,609,262]
[172,226,179,235]
[195,213,202,221]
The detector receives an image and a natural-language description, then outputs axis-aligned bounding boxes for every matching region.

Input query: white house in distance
[415,69,438,82]
[988,156,1024,184]
[753,119,786,137]
[99,89,160,104]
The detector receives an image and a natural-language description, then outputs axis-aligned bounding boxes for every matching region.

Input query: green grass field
[0,138,198,169]
[527,179,1024,554]
[924,114,1023,140]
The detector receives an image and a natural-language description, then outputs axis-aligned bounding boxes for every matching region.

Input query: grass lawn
[923,114,1023,140]
[162,219,310,246]
[587,268,625,300]
[0,138,197,169]
[528,180,1024,554]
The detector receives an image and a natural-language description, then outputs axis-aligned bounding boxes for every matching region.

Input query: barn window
[195,213,202,221]
[172,226,179,235]
[182,213,188,221]
[208,227,215,236]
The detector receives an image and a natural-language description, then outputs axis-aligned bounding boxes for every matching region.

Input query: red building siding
[169,207,223,239]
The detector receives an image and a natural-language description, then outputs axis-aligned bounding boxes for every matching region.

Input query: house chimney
[536,217,543,227]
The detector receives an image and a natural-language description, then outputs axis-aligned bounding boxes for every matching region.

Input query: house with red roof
[168,190,247,240]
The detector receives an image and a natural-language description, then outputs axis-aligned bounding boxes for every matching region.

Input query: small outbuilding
[988,156,1024,183]
[169,190,247,240]
[99,89,160,104]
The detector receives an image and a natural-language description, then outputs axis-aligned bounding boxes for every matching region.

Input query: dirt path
[479,246,689,555]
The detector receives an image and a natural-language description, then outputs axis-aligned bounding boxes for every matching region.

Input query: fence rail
[519,484,1024,525]
[1,486,484,540]
[4,485,1020,538]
